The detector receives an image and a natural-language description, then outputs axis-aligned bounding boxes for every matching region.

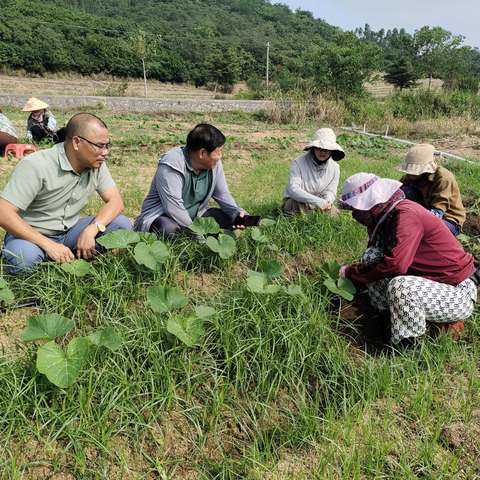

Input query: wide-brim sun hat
[397,143,437,175]
[340,172,403,211]
[304,127,345,161]
[22,97,49,112]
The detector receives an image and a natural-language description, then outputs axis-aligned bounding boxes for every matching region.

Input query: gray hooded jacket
[134,146,241,232]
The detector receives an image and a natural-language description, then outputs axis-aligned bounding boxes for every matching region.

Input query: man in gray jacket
[134,123,245,237]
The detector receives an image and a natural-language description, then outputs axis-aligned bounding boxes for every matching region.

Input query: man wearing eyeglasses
[0,112,132,274]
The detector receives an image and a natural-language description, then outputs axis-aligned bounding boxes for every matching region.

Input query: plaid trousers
[362,248,477,344]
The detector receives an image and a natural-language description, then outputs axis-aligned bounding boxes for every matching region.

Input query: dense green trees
[1,0,478,96]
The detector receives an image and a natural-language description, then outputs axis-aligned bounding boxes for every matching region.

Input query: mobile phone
[234,215,261,227]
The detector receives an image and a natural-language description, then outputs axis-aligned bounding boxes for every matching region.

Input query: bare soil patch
[0,307,38,355]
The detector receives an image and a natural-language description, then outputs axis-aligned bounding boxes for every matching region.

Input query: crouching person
[0,113,132,275]
[134,123,245,237]
[338,172,477,348]
[282,128,344,215]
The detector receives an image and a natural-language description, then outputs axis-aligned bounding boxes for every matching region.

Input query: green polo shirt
[182,149,212,219]
[0,143,115,235]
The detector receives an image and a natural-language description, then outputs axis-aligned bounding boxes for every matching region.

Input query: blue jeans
[2,215,132,275]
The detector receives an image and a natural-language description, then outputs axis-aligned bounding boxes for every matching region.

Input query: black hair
[65,112,108,140]
[186,123,226,153]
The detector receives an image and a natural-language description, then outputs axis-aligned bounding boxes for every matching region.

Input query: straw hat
[22,97,49,112]
[397,143,437,175]
[339,173,402,211]
[304,128,345,161]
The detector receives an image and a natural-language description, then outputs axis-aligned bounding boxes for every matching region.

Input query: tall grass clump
[257,88,347,125]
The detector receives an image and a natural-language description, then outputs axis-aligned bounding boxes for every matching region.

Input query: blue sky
[277,0,479,49]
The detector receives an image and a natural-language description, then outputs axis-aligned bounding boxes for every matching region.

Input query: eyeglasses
[78,135,112,151]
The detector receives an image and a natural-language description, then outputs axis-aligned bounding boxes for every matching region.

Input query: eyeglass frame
[77,135,112,151]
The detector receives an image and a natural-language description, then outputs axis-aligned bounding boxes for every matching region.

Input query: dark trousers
[150,208,233,239]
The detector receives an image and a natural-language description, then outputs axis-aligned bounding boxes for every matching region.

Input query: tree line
[1,0,479,97]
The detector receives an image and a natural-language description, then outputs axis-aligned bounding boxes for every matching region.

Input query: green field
[1,109,480,479]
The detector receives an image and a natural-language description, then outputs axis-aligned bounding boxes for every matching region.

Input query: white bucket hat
[22,97,49,112]
[340,173,402,211]
[397,143,437,175]
[304,127,345,161]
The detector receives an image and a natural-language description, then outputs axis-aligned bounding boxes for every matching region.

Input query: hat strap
[341,176,378,202]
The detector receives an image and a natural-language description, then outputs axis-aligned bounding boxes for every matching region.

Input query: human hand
[233,210,246,230]
[75,224,98,259]
[44,240,75,263]
[322,201,332,211]
[339,265,349,278]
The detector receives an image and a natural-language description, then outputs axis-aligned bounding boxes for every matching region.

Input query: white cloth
[283,151,340,208]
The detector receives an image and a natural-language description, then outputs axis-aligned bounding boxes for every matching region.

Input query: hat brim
[397,162,437,175]
[304,141,345,161]
[340,178,402,211]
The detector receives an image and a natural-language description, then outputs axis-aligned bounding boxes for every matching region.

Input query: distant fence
[0,95,271,114]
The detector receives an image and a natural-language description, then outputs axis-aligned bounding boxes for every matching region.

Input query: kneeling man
[0,113,132,274]
[134,123,245,237]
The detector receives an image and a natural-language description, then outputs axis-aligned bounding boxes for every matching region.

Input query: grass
[0,109,480,478]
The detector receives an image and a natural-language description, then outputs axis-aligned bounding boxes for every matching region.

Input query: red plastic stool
[4,143,38,160]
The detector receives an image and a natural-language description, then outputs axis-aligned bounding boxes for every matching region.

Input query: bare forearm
[0,210,55,250]
[93,198,124,226]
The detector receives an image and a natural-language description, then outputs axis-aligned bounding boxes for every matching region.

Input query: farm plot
[0,110,480,479]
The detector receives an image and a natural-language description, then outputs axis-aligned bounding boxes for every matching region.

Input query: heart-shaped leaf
[259,218,275,228]
[0,283,14,305]
[194,305,216,319]
[285,284,304,297]
[206,234,236,259]
[146,285,188,313]
[60,259,92,277]
[21,314,75,342]
[246,271,280,294]
[87,327,123,351]
[138,232,158,244]
[96,230,140,249]
[258,259,283,279]
[337,277,356,297]
[323,277,355,301]
[134,240,170,270]
[167,315,204,347]
[188,217,222,236]
[36,337,91,388]
[322,261,341,279]
[250,227,268,243]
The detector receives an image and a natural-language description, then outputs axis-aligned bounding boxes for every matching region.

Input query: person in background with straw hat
[282,128,344,215]
[23,97,64,143]
[338,172,477,349]
[398,143,465,236]
[0,108,17,156]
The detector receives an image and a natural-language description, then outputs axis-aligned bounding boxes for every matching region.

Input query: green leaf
[87,327,123,351]
[167,315,204,347]
[259,259,283,279]
[322,261,341,279]
[259,218,275,228]
[457,234,470,244]
[134,240,170,270]
[323,278,354,301]
[36,337,91,388]
[250,227,268,243]
[96,230,140,249]
[137,232,158,244]
[337,277,356,297]
[146,285,188,313]
[205,234,236,259]
[60,259,92,277]
[188,217,222,236]
[21,314,75,342]
[0,278,8,289]
[194,305,216,319]
[285,284,304,297]
[246,271,280,294]
[0,286,14,305]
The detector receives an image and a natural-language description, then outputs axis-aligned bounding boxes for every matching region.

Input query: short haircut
[64,113,108,140]
[186,124,226,153]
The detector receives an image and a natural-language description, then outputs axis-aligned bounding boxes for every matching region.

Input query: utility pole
[266,41,270,90]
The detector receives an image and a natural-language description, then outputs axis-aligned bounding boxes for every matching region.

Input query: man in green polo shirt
[0,113,132,274]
